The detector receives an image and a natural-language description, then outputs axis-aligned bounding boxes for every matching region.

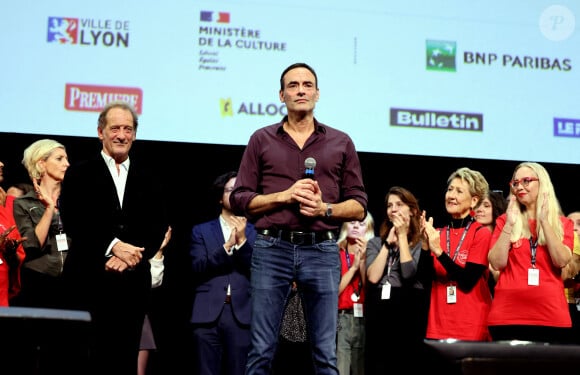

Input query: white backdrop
[1,1,578,164]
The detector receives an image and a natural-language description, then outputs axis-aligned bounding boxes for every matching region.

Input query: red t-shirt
[426,221,492,341]
[487,214,573,328]
[0,196,26,305]
[338,248,365,310]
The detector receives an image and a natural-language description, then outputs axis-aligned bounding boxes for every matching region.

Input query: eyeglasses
[509,177,539,189]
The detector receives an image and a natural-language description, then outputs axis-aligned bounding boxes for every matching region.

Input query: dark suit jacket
[189,218,255,325]
[59,154,168,371]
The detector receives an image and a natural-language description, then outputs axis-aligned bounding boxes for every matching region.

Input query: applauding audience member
[12,139,70,308]
[423,167,493,341]
[366,186,433,373]
[139,226,172,375]
[189,171,255,375]
[336,213,375,375]
[0,161,31,306]
[488,162,573,343]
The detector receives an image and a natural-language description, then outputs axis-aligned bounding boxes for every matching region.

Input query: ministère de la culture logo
[47,16,130,47]
[197,10,287,71]
[426,39,571,72]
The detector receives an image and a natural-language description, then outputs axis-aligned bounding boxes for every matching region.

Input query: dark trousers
[191,304,250,375]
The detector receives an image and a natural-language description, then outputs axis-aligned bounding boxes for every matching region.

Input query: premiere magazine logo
[554,117,580,138]
[64,84,143,114]
[426,40,457,72]
[220,98,286,118]
[47,16,131,47]
[390,108,483,132]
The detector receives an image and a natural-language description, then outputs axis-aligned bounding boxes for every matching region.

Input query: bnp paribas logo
[426,40,456,72]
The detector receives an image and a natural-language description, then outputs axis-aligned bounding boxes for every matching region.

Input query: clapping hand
[230,216,248,246]
[33,180,55,209]
[423,216,443,257]
[0,225,26,268]
[353,237,367,267]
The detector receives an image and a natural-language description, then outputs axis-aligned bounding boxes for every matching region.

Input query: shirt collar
[101,150,130,171]
[276,116,326,135]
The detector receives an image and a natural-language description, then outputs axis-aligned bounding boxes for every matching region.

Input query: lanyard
[345,250,352,268]
[445,219,473,261]
[56,198,64,233]
[344,250,362,297]
[386,245,399,279]
[529,237,538,267]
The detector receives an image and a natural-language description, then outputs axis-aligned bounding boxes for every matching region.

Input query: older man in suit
[60,101,169,375]
[189,170,255,375]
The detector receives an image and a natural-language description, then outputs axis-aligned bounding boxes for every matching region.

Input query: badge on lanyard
[446,285,457,304]
[56,233,69,251]
[381,282,391,300]
[528,268,539,286]
[353,302,363,317]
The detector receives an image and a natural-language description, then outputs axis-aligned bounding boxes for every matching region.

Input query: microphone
[304,157,316,179]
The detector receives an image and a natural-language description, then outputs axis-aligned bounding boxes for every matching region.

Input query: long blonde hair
[508,162,563,245]
[337,212,375,249]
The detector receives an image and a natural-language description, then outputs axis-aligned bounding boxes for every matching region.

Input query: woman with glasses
[487,162,574,343]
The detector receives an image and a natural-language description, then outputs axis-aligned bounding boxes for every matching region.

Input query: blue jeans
[245,234,340,375]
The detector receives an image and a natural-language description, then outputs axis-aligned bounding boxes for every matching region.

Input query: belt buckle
[290,231,305,245]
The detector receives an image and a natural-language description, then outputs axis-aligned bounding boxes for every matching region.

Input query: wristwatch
[325,203,333,218]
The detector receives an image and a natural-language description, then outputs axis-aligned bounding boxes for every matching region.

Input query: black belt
[258,229,336,245]
[338,309,353,314]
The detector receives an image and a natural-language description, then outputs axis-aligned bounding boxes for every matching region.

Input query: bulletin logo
[426,40,456,72]
[47,16,131,47]
[390,108,483,132]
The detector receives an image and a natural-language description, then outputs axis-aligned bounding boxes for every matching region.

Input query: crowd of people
[1,62,579,375]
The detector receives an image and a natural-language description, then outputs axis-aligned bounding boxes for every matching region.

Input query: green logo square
[426,40,456,72]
